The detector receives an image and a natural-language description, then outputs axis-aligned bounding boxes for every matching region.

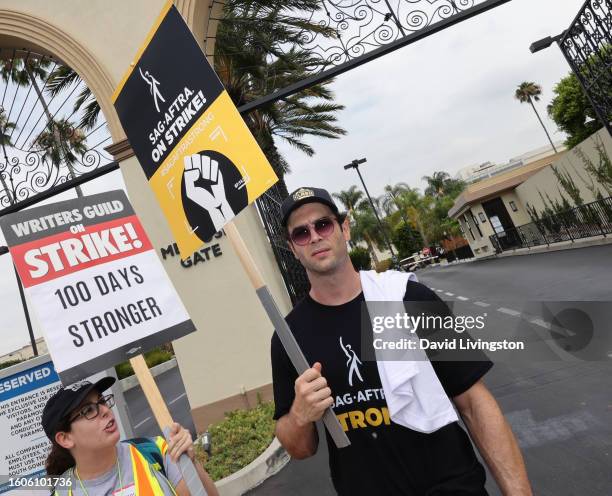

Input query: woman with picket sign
[42,376,219,495]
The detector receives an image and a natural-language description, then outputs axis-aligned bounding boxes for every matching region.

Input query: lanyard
[71,452,122,496]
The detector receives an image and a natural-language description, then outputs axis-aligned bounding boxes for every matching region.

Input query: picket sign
[110,0,351,451]
[223,222,351,449]
[129,355,207,496]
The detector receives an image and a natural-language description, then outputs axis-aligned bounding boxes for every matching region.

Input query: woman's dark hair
[45,417,75,476]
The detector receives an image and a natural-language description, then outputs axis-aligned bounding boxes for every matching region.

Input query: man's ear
[55,431,75,450]
[286,238,299,259]
[342,217,351,242]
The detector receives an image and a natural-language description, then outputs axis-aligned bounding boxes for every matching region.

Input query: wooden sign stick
[224,221,350,448]
[130,355,208,495]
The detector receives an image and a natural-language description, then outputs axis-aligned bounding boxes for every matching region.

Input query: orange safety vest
[57,440,177,496]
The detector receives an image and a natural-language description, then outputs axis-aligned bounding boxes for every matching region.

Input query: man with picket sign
[271,187,532,495]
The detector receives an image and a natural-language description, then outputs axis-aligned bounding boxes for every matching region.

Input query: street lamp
[529,26,611,135]
[0,245,38,356]
[343,158,398,264]
[529,32,566,54]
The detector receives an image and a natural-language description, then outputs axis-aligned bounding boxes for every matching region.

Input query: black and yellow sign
[113,2,277,258]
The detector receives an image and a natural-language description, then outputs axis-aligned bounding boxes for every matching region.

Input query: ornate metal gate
[559,0,612,136]
[255,183,310,304]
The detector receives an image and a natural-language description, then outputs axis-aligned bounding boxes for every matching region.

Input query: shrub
[0,359,24,370]
[194,401,276,481]
[392,222,423,259]
[349,246,371,270]
[114,347,173,379]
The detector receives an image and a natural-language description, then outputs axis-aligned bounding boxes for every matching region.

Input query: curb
[493,234,612,258]
[120,357,178,392]
[430,235,612,267]
[216,437,290,496]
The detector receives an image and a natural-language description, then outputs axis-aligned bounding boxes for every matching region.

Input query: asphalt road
[249,246,612,496]
[122,366,197,440]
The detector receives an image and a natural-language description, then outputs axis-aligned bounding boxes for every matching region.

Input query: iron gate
[559,0,612,136]
[255,182,310,304]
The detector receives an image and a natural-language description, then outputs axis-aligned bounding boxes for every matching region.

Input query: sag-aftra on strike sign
[113,1,278,259]
[0,190,195,384]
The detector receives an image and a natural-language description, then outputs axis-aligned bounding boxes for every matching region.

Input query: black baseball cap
[42,377,115,440]
[281,187,340,227]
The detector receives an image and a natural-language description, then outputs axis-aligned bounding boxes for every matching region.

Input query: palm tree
[0,109,17,204]
[422,171,451,198]
[382,182,410,214]
[351,206,384,264]
[0,55,84,196]
[515,81,558,153]
[32,119,87,173]
[215,2,345,193]
[45,65,100,130]
[333,186,363,217]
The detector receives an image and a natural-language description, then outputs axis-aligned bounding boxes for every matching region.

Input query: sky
[278,0,583,197]
[0,0,587,355]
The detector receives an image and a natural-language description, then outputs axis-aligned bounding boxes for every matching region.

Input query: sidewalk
[494,233,612,258]
[433,233,612,267]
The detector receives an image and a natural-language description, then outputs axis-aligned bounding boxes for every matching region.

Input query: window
[470,210,483,237]
[509,201,518,212]
[462,214,475,241]
[478,212,487,223]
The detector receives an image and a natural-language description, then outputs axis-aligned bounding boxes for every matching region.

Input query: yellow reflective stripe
[130,444,166,496]
[153,435,168,456]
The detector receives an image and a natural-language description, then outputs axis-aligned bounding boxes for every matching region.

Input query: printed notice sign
[0,190,195,384]
[113,1,278,258]
[0,356,127,493]
[0,359,59,494]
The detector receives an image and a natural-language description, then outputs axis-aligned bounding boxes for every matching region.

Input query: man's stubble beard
[302,249,349,276]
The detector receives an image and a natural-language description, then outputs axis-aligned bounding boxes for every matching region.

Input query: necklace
[73,449,122,496]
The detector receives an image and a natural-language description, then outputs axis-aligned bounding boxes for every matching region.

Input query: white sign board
[0,356,127,494]
[0,356,59,493]
[0,191,196,384]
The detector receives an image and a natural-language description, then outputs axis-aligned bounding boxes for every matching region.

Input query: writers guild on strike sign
[0,190,195,383]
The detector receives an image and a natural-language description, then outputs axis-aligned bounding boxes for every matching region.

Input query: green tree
[349,246,371,270]
[351,202,387,264]
[547,72,601,149]
[392,221,423,259]
[515,81,558,153]
[382,183,416,215]
[422,171,450,198]
[333,185,363,217]
[0,55,84,196]
[46,65,100,130]
[32,119,87,173]
[215,1,344,191]
[421,172,465,199]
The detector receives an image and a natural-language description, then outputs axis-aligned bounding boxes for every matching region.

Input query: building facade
[449,130,612,257]
[455,141,566,184]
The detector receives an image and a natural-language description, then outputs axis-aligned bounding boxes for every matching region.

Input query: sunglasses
[289,216,336,246]
[68,394,115,423]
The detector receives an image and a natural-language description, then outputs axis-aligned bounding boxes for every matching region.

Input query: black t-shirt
[271,281,493,496]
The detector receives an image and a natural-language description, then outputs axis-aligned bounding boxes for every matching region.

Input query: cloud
[279,0,585,197]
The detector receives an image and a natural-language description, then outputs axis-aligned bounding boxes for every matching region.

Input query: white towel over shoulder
[360,270,458,433]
